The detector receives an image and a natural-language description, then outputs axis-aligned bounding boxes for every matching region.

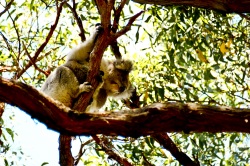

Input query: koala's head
[101,59,133,99]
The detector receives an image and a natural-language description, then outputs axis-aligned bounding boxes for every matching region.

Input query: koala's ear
[114,59,133,72]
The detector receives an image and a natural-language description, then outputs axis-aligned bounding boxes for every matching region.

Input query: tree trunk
[59,134,74,166]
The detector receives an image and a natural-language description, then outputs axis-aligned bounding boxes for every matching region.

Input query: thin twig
[110,0,128,59]
[74,138,94,166]
[0,0,14,17]
[114,10,144,40]
[112,0,127,32]
[0,32,13,53]
[92,135,133,166]
[65,0,86,41]
[152,133,200,166]
[22,41,49,76]
[15,0,66,79]
[8,10,21,64]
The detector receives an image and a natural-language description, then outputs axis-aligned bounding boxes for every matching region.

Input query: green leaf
[204,69,216,80]
[41,162,49,166]
[145,15,152,23]
[5,128,14,141]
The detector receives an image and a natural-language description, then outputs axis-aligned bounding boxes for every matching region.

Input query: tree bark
[132,0,250,13]
[1,77,250,136]
[59,134,74,166]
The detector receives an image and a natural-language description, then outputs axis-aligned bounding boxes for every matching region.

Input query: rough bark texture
[133,0,250,13]
[1,77,250,136]
[59,134,74,166]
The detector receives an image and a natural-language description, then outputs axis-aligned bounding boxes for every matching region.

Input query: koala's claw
[79,82,93,93]
[95,23,103,33]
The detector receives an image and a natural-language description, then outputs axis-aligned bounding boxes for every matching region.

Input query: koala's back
[41,65,79,107]
[63,61,88,84]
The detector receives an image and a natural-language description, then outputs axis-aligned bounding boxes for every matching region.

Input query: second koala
[41,24,133,112]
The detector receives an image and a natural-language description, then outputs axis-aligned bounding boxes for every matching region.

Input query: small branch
[152,133,200,166]
[92,135,133,166]
[15,0,66,79]
[112,0,127,32]
[110,0,128,59]
[0,32,14,53]
[0,0,14,17]
[8,10,22,63]
[65,0,86,41]
[114,11,144,40]
[74,138,93,166]
[142,154,153,166]
[22,41,49,76]
[124,90,197,165]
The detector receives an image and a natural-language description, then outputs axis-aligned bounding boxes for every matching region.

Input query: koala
[41,24,133,112]
[87,58,133,112]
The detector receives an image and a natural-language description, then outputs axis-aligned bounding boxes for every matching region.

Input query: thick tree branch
[1,77,250,136]
[132,0,250,13]
[72,30,111,112]
[72,0,114,112]
[59,134,74,166]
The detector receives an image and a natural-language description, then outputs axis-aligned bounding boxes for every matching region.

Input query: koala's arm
[66,24,103,63]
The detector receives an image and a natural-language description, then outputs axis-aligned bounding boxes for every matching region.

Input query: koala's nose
[119,86,126,92]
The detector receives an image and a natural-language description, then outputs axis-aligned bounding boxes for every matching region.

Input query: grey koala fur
[41,24,133,112]
[87,58,133,112]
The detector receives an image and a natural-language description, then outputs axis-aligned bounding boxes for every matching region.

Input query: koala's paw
[95,23,103,34]
[79,82,93,93]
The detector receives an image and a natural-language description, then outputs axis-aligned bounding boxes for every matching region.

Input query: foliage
[0,0,250,165]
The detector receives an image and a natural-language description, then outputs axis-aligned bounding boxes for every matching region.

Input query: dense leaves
[0,0,250,165]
